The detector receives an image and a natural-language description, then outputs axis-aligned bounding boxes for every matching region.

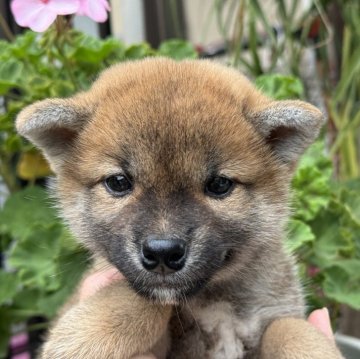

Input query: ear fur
[16,97,92,172]
[249,100,324,165]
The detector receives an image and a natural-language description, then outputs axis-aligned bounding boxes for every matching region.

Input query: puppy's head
[17,59,323,304]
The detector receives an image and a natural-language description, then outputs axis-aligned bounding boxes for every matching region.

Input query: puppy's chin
[125,270,208,305]
[148,288,184,305]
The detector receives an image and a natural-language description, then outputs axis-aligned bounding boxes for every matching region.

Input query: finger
[79,267,124,301]
[132,355,157,359]
[308,307,334,340]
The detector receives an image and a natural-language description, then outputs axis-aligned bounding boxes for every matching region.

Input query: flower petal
[11,0,45,27]
[28,9,57,32]
[48,0,80,15]
[78,0,109,22]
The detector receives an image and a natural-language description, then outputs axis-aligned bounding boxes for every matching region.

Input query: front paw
[260,318,344,359]
[40,283,171,359]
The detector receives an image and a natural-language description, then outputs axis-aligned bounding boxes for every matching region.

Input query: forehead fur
[69,58,274,185]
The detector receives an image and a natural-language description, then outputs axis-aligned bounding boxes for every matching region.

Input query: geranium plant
[11,0,110,32]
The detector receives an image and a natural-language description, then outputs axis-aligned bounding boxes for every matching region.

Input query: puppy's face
[16,59,323,304]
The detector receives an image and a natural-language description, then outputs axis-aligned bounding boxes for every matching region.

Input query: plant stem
[231,0,245,68]
[169,0,182,38]
[0,13,15,41]
[0,157,19,193]
[53,17,79,90]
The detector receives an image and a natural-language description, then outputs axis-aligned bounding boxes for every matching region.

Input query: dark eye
[105,175,133,196]
[205,176,234,198]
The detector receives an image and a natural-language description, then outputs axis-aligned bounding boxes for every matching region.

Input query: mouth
[140,250,235,303]
[125,268,209,304]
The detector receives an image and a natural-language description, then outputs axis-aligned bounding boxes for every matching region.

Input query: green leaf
[124,43,155,60]
[11,288,42,317]
[0,272,19,305]
[28,76,52,92]
[310,199,360,268]
[3,134,23,153]
[323,260,360,309]
[338,183,360,223]
[255,74,304,100]
[7,224,63,291]
[0,40,10,59]
[292,167,332,221]
[292,142,333,221]
[0,186,57,240]
[69,34,125,64]
[0,59,24,94]
[286,219,315,252]
[49,79,75,97]
[158,39,198,60]
[0,309,11,358]
[9,31,43,59]
[297,141,333,176]
[37,249,89,317]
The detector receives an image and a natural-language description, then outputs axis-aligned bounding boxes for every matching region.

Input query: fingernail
[322,307,330,318]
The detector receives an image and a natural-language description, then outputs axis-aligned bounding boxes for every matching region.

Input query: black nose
[141,237,187,274]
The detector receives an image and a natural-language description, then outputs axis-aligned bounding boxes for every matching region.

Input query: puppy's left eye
[104,175,133,196]
[205,176,234,198]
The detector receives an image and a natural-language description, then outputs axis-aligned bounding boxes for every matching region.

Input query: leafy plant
[212,0,329,76]
[255,74,304,100]
[0,18,197,358]
[289,142,360,314]
[326,1,360,180]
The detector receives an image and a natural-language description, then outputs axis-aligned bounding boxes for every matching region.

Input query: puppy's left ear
[249,100,324,166]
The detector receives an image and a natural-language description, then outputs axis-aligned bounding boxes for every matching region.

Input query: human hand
[308,307,334,340]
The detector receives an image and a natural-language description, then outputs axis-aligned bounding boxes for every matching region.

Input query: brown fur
[16,58,342,358]
[260,318,343,359]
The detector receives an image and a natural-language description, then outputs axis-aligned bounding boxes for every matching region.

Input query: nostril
[142,247,157,262]
[164,242,186,270]
[168,252,184,263]
[141,246,160,270]
[144,253,157,262]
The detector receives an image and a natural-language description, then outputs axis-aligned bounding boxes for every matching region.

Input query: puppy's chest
[168,301,261,359]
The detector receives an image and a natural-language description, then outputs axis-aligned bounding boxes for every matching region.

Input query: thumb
[308,308,334,340]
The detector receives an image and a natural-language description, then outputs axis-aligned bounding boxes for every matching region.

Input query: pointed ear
[16,97,92,172]
[249,100,324,165]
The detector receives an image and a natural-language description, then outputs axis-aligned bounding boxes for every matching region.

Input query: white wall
[110,0,145,43]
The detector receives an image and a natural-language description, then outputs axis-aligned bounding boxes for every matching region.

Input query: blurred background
[0,0,359,358]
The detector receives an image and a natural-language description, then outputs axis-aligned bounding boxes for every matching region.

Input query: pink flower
[77,0,110,23]
[11,0,80,32]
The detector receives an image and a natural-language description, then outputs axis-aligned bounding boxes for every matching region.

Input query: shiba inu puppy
[17,58,342,358]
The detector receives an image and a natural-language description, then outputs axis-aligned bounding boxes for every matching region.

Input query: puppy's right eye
[205,176,234,198]
[104,175,133,196]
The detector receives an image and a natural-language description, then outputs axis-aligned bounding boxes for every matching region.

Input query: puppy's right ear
[16,97,92,172]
